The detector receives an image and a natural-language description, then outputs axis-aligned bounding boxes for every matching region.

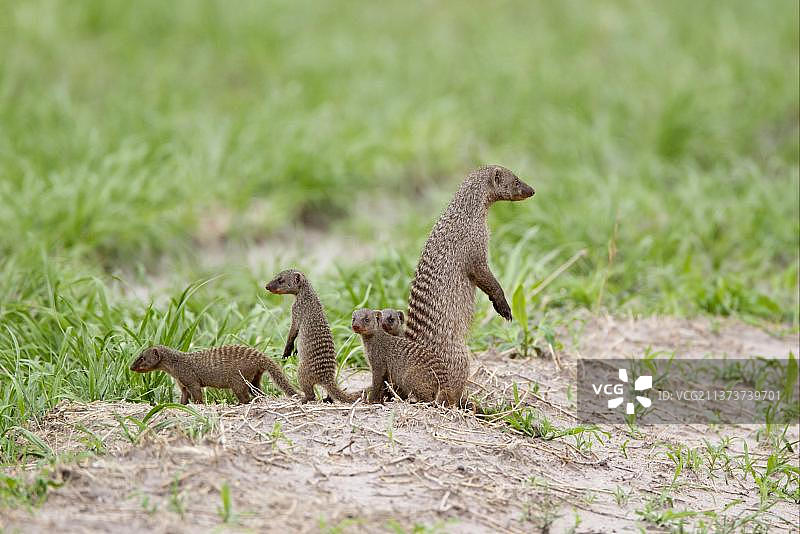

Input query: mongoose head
[483,165,535,202]
[265,269,306,295]
[351,308,382,335]
[130,346,165,372]
[379,308,405,336]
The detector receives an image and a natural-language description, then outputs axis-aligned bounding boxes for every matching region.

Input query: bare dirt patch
[2,317,798,533]
[573,314,797,361]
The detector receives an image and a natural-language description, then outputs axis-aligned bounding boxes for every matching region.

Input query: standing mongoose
[129,345,298,404]
[405,165,534,354]
[266,269,359,403]
[352,308,465,406]
[379,308,405,337]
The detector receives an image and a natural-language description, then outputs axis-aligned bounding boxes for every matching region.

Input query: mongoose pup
[405,165,534,354]
[266,269,358,403]
[379,309,473,407]
[129,345,298,404]
[379,308,405,337]
[352,308,464,406]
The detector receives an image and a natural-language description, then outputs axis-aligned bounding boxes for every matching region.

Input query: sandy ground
[2,316,798,533]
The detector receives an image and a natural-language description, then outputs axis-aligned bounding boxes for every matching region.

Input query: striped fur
[353,309,465,406]
[266,269,359,403]
[130,345,298,404]
[405,165,534,382]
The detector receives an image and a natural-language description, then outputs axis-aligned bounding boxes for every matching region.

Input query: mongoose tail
[259,356,299,397]
[323,381,361,403]
[405,165,534,353]
[266,269,358,403]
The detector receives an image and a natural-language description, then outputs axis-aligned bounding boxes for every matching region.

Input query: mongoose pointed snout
[130,347,162,373]
[351,319,369,334]
[515,181,535,200]
[130,359,155,372]
[265,281,286,294]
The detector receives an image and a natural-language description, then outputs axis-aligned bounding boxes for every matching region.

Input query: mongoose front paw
[492,297,513,321]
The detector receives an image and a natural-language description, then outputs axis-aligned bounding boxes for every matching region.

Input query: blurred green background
[0,0,797,446]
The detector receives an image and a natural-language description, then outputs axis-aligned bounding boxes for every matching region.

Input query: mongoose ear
[151,347,164,364]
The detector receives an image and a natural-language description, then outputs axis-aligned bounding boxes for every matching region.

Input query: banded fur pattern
[353,309,466,406]
[130,345,297,404]
[404,165,533,408]
[296,285,359,402]
[267,269,359,403]
[405,167,492,353]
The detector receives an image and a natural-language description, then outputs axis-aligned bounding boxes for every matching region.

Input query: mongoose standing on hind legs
[352,308,464,406]
[405,165,534,354]
[266,269,359,403]
[129,345,298,404]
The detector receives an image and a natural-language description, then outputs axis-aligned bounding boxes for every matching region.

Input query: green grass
[0,0,798,460]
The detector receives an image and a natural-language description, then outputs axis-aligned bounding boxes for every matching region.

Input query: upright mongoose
[379,308,405,337]
[129,345,298,404]
[405,165,534,354]
[352,308,465,406]
[266,269,359,403]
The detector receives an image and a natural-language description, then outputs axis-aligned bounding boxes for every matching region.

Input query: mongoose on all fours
[379,308,405,337]
[266,269,359,403]
[405,165,535,355]
[352,308,465,406]
[129,345,298,404]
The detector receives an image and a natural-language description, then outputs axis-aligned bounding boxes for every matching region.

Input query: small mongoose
[379,308,405,337]
[129,345,298,404]
[405,165,534,354]
[376,309,477,407]
[266,269,359,403]
[352,308,465,406]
